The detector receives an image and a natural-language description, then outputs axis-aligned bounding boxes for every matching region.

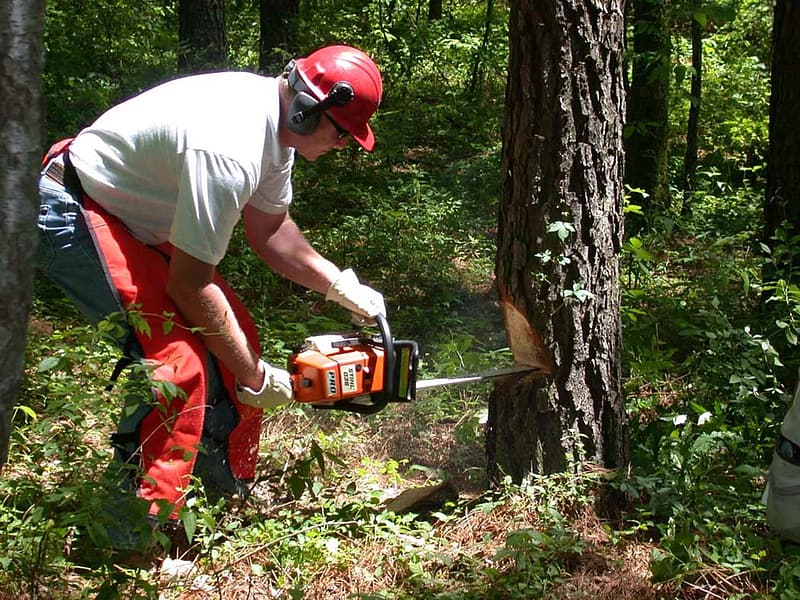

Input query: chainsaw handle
[376,313,395,406]
[311,313,395,415]
[343,313,393,414]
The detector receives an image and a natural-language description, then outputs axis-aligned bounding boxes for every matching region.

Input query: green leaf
[128,311,152,337]
[14,405,38,421]
[625,237,655,261]
[182,509,197,543]
[287,473,305,499]
[37,356,61,372]
[310,440,326,476]
[693,11,708,27]
[650,548,676,582]
[624,203,644,215]
[547,221,575,241]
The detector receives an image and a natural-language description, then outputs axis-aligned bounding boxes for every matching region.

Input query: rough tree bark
[626,0,671,223]
[259,0,299,75]
[763,0,800,282]
[487,0,628,482]
[0,0,45,471]
[178,0,227,73]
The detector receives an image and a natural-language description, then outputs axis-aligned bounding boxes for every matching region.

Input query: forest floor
[36,405,666,600]
[189,409,668,600]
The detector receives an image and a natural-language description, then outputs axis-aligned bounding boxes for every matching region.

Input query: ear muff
[285,59,355,136]
[287,91,323,136]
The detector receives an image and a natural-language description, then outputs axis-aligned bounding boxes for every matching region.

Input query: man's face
[293,113,350,161]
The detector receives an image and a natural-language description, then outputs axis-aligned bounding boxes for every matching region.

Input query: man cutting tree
[37,45,386,550]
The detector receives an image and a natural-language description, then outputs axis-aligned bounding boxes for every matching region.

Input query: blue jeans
[38,158,129,331]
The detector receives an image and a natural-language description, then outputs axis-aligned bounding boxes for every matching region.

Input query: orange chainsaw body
[288,322,419,413]
[290,335,387,405]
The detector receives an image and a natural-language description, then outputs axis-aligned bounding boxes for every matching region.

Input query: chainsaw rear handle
[376,312,395,409]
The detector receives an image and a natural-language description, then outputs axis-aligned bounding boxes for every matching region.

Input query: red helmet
[292,45,382,151]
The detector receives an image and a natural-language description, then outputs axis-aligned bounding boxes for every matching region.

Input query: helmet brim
[351,123,375,152]
[329,103,377,152]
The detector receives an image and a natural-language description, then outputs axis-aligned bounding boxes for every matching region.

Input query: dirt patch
[549,542,663,600]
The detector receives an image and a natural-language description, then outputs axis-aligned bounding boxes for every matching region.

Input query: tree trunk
[763,0,800,284]
[487,0,628,482]
[683,16,702,194]
[625,0,671,226]
[428,0,442,21]
[0,0,45,471]
[259,0,299,75]
[178,0,227,73]
[468,0,495,95]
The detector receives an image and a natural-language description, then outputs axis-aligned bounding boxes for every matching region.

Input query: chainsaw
[288,314,538,414]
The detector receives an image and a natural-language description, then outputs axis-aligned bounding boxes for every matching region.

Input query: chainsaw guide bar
[288,315,538,414]
[414,365,538,390]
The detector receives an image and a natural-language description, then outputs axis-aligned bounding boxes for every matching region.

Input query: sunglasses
[324,113,350,139]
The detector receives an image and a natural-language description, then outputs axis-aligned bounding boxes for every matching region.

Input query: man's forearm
[250,214,340,294]
[168,281,264,390]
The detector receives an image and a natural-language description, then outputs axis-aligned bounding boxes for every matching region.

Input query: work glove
[325,268,386,326]
[236,360,293,409]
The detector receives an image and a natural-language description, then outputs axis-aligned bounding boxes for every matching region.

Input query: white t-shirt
[69,72,294,265]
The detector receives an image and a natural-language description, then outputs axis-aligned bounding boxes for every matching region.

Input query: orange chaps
[41,140,263,519]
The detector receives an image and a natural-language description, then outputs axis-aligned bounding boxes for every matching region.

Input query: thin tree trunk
[178,0,227,73]
[428,0,442,21]
[625,0,671,226]
[0,0,45,471]
[683,17,702,194]
[487,0,628,482]
[468,0,495,95]
[259,0,299,75]
[763,0,800,284]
